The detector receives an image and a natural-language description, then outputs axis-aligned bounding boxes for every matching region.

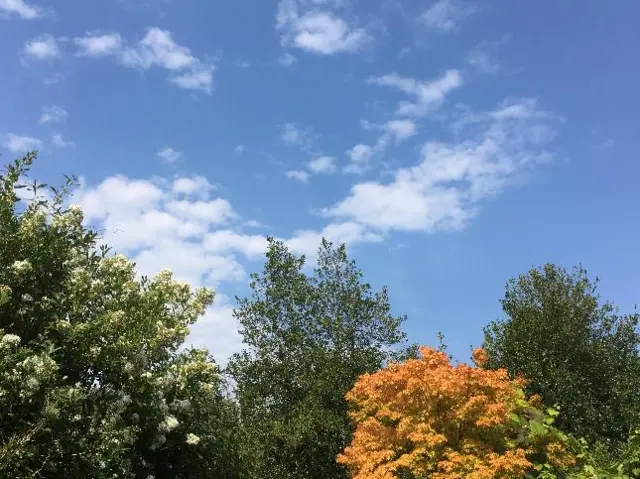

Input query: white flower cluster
[11,259,33,276]
[185,433,200,445]
[51,205,84,233]
[0,333,21,350]
[159,415,179,433]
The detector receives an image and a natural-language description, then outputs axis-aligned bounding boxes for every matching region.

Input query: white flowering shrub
[0,154,242,478]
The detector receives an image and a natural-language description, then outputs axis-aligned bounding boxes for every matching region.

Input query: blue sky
[1,0,639,364]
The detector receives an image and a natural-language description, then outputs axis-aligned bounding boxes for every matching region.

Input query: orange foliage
[337,346,574,479]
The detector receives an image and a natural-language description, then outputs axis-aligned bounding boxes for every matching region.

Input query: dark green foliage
[227,237,410,478]
[483,264,640,445]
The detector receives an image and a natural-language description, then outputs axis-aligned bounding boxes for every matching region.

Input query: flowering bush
[338,346,584,479]
[0,154,241,477]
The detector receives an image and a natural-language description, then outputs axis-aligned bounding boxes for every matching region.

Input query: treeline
[0,154,639,478]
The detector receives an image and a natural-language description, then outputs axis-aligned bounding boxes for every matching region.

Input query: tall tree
[227,237,410,478]
[483,264,640,445]
[0,154,242,478]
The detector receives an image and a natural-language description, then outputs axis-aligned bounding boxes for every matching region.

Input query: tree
[227,237,411,478]
[483,264,640,445]
[0,153,242,478]
[338,346,582,479]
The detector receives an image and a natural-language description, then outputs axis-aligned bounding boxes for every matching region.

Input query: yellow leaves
[339,346,575,478]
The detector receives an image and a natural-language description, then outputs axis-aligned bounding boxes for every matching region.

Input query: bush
[0,154,242,478]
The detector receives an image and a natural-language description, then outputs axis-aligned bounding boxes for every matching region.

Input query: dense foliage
[227,237,411,478]
[338,346,581,478]
[483,264,640,445]
[1,154,639,477]
[0,154,241,478]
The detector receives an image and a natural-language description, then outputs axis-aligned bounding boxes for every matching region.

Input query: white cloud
[467,40,509,74]
[386,119,416,141]
[51,134,75,148]
[172,176,215,197]
[74,32,122,57]
[344,144,372,174]
[120,28,197,70]
[420,0,476,33]
[158,147,182,163]
[235,145,246,153]
[166,199,237,224]
[3,133,42,153]
[204,230,269,260]
[344,120,417,174]
[169,64,214,92]
[284,170,310,183]
[188,303,243,366]
[285,221,384,262]
[39,106,67,124]
[23,34,60,60]
[347,144,372,164]
[325,98,561,232]
[0,0,41,19]
[308,156,335,174]
[74,28,215,93]
[282,122,305,145]
[278,52,297,67]
[277,0,371,55]
[281,122,316,153]
[370,69,463,117]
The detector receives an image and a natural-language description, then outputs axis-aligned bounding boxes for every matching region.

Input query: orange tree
[337,346,585,479]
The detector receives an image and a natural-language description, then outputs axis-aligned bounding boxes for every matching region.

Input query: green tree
[0,153,242,478]
[483,264,640,446]
[227,237,410,478]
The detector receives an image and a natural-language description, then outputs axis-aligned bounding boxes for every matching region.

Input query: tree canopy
[483,264,640,445]
[338,346,583,479]
[227,237,411,478]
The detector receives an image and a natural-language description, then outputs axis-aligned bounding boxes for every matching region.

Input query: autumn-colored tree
[338,346,581,479]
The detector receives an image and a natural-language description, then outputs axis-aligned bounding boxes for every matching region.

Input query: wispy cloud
[595,138,615,149]
[39,106,68,124]
[43,73,64,86]
[369,69,463,117]
[281,122,317,154]
[2,133,42,153]
[0,0,42,19]
[278,52,297,67]
[344,119,418,175]
[276,0,371,55]
[420,0,476,33]
[235,145,247,153]
[466,38,509,74]
[51,134,75,148]
[73,28,215,93]
[74,32,122,57]
[284,170,311,183]
[308,156,336,174]
[23,34,60,60]
[325,98,562,232]
[157,147,183,163]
